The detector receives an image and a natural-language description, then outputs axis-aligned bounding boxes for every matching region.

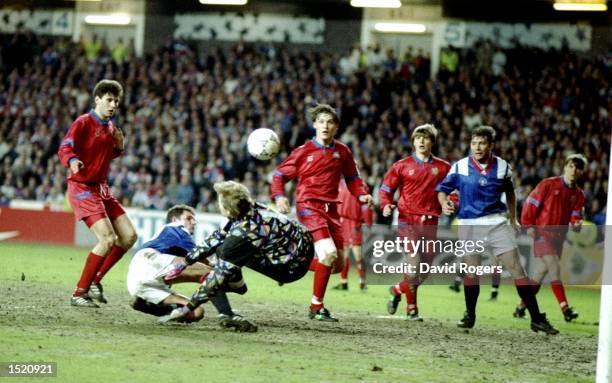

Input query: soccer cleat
[531,314,559,335]
[406,309,424,322]
[489,291,498,301]
[457,311,475,328]
[359,283,367,292]
[158,306,190,323]
[449,283,461,293]
[513,305,526,319]
[71,294,100,308]
[333,283,348,290]
[89,283,108,304]
[219,314,258,332]
[309,307,339,322]
[563,307,579,322]
[387,286,401,315]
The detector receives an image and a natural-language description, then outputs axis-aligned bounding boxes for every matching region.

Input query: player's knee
[314,238,338,267]
[548,264,560,279]
[98,233,116,254]
[118,230,137,249]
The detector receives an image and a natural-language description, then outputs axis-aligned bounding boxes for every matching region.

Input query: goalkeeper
[161,181,314,323]
[127,204,256,332]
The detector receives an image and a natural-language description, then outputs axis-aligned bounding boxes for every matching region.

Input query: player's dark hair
[565,153,588,170]
[93,79,124,99]
[308,103,339,124]
[411,124,438,144]
[471,125,496,144]
[214,181,253,219]
[166,204,196,223]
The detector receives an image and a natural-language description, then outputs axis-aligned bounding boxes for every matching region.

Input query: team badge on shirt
[408,169,415,176]
[431,167,439,176]
[554,190,560,196]
[333,152,341,160]
[479,177,488,186]
[307,155,314,163]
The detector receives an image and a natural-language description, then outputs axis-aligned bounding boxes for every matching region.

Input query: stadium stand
[0,31,609,222]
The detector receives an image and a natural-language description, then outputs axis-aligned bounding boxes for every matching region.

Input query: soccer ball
[247,128,280,161]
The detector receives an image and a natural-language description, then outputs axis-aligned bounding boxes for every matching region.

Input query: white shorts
[126,248,186,304]
[457,214,517,257]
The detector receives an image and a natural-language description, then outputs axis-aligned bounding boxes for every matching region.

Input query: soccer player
[436,125,559,334]
[160,181,316,323]
[271,104,373,322]
[379,124,451,321]
[127,204,256,331]
[58,79,137,308]
[513,154,587,322]
[334,180,373,291]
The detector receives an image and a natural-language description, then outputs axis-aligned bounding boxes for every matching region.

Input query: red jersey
[379,154,451,217]
[521,176,585,226]
[271,139,367,203]
[339,181,372,224]
[58,111,123,184]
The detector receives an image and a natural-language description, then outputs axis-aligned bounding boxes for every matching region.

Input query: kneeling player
[160,181,315,323]
[127,204,256,331]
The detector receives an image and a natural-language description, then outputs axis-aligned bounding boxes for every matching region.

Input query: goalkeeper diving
[161,181,315,324]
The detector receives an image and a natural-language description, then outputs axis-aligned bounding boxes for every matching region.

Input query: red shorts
[341,217,362,247]
[296,200,343,250]
[398,214,439,257]
[67,181,125,224]
[533,237,565,257]
[533,231,565,257]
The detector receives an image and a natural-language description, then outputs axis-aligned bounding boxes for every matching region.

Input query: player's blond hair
[214,181,253,218]
[411,124,438,144]
[308,103,339,124]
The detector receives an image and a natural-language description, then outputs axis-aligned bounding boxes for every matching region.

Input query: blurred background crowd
[0,31,609,224]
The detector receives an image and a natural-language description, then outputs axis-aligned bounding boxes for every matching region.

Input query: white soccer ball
[247,128,280,161]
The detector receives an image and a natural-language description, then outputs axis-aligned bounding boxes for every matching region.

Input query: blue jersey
[436,156,513,219]
[140,222,195,257]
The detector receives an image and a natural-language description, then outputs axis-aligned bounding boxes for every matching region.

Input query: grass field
[0,242,600,383]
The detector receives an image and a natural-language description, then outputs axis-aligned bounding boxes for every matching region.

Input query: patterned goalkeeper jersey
[222,206,313,266]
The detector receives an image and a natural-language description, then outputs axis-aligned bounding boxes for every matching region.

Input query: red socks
[74,252,105,296]
[93,245,127,284]
[340,256,350,281]
[392,279,416,311]
[551,280,569,309]
[311,261,332,310]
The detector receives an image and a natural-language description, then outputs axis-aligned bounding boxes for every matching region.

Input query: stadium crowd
[0,31,609,224]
